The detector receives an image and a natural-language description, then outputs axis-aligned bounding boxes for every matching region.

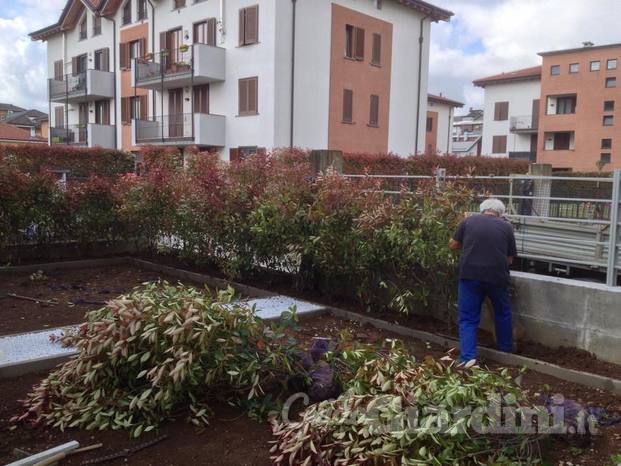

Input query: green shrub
[272,341,540,465]
[17,283,300,437]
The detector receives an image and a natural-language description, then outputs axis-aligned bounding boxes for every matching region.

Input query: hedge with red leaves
[0,144,134,179]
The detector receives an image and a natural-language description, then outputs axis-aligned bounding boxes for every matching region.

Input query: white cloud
[0,0,65,111]
[428,0,621,114]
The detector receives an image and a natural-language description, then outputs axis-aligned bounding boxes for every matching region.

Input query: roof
[0,103,26,113]
[0,123,47,143]
[2,110,48,127]
[428,93,464,108]
[539,42,621,57]
[32,0,453,41]
[30,0,105,41]
[396,0,453,22]
[473,65,542,88]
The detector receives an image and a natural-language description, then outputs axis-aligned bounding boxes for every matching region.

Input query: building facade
[31,0,452,159]
[473,66,541,161]
[425,93,462,154]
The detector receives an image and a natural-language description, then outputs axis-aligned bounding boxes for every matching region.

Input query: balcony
[509,151,537,162]
[133,113,225,147]
[49,70,115,104]
[133,44,226,90]
[50,123,116,149]
[510,115,538,133]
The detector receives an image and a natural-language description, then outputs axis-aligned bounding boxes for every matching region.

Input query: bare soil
[1,315,620,465]
[0,266,201,336]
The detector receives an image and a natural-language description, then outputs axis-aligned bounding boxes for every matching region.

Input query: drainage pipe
[414,15,429,155]
[290,0,297,148]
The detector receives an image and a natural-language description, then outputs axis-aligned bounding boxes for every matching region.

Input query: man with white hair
[448,198,517,363]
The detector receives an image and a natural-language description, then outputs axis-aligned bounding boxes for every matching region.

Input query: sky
[0,0,620,114]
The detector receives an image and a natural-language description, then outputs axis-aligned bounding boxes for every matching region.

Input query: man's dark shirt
[452,214,517,287]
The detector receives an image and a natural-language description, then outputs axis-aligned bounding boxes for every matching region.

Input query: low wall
[482,272,621,365]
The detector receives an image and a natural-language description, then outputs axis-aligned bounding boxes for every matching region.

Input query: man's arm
[448,238,462,250]
[507,224,517,266]
[449,219,466,250]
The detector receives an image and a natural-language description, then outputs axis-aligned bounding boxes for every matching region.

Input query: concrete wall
[491,272,621,365]
[481,79,541,156]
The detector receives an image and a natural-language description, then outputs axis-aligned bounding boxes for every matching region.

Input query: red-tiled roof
[473,66,542,88]
[397,0,453,22]
[428,93,464,107]
[0,123,46,143]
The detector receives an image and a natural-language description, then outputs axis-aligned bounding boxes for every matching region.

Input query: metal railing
[50,125,88,145]
[135,113,194,143]
[49,73,87,100]
[509,151,537,162]
[343,170,621,286]
[510,115,538,132]
[135,46,193,83]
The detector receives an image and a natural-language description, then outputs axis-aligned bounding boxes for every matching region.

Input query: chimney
[582,41,594,47]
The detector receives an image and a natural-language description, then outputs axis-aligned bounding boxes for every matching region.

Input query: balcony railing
[510,115,538,133]
[50,125,88,145]
[48,70,115,103]
[509,151,537,162]
[134,112,225,147]
[134,44,225,89]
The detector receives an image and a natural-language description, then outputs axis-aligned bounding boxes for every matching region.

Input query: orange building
[537,43,621,171]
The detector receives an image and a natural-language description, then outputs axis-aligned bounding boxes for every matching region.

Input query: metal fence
[344,170,621,287]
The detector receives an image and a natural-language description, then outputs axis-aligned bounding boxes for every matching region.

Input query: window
[550,65,560,76]
[569,63,579,74]
[94,48,109,71]
[345,25,365,60]
[138,0,147,20]
[342,89,353,123]
[553,132,571,150]
[369,94,379,127]
[603,115,614,126]
[492,135,507,154]
[54,60,64,80]
[94,100,110,125]
[606,77,617,88]
[120,39,143,69]
[607,59,618,70]
[72,54,87,75]
[123,1,131,25]
[556,96,576,114]
[239,146,258,160]
[601,153,611,164]
[79,16,87,40]
[604,100,615,112]
[239,5,259,46]
[426,116,433,132]
[173,0,186,9]
[602,139,612,150]
[494,101,509,121]
[345,25,354,58]
[194,18,217,46]
[238,77,258,115]
[590,60,601,71]
[93,15,101,36]
[193,84,209,114]
[130,96,141,120]
[371,33,381,65]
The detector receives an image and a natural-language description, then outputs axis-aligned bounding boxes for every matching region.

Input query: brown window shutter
[71,56,78,76]
[139,38,147,57]
[160,31,168,51]
[121,97,129,124]
[343,89,353,123]
[246,6,258,44]
[494,102,509,121]
[354,27,365,60]
[119,43,128,69]
[139,95,148,120]
[239,79,248,114]
[369,94,379,126]
[492,135,507,153]
[230,148,240,162]
[239,9,245,45]
[502,102,509,120]
[248,77,258,114]
[55,106,64,128]
[102,48,110,71]
[54,60,64,80]
[372,33,381,65]
[207,17,217,46]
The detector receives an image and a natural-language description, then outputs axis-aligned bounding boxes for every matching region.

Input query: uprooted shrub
[271,341,542,465]
[16,283,300,437]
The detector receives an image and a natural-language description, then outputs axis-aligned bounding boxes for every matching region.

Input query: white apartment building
[31,0,453,159]
[425,93,462,154]
[473,66,542,161]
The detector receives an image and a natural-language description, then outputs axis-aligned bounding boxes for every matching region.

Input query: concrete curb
[0,257,129,275]
[0,352,76,379]
[328,307,621,396]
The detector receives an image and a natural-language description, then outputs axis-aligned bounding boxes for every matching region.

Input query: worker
[448,198,517,364]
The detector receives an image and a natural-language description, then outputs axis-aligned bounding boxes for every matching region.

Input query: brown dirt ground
[0,266,204,336]
[1,315,620,465]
